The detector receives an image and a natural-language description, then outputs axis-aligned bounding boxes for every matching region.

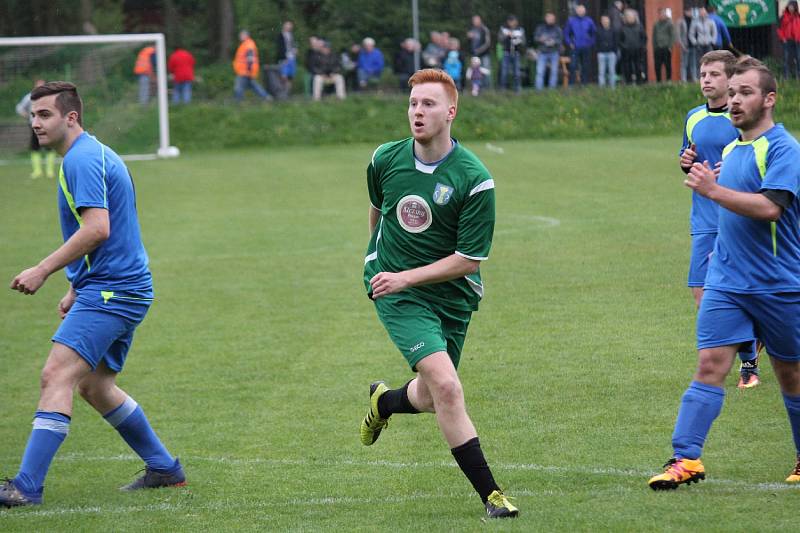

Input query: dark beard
[736,104,766,132]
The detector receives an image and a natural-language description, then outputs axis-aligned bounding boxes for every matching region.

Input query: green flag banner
[713,0,777,27]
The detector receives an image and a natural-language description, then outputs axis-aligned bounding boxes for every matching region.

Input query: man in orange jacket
[233,30,272,102]
[134,46,156,104]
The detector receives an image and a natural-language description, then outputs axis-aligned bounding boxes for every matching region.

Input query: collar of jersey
[705,102,728,116]
[413,138,457,167]
[734,124,780,146]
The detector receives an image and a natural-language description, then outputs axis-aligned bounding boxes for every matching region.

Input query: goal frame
[0,33,178,159]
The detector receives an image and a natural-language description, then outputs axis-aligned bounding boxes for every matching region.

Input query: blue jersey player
[1,82,185,508]
[679,50,761,389]
[649,58,800,489]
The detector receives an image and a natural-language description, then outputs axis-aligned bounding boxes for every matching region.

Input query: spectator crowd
[132,3,796,104]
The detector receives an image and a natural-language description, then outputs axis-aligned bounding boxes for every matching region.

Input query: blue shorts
[697,289,800,361]
[280,58,296,78]
[52,291,151,372]
[688,233,716,287]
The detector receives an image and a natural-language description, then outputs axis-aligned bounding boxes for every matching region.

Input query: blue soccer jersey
[680,104,740,234]
[58,132,152,295]
[705,125,800,293]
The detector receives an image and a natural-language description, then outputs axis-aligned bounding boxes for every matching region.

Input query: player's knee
[76,379,96,402]
[432,378,464,408]
[40,363,68,392]
[695,356,727,383]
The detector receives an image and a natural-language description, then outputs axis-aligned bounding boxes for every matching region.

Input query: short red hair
[408,69,458,106]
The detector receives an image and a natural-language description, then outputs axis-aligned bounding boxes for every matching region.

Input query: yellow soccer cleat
[360,381,389,446]
[485,490,519,518]
[648,458,705,490]
[786,456,800,483]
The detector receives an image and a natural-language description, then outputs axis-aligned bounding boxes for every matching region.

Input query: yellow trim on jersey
[58,164,92,271]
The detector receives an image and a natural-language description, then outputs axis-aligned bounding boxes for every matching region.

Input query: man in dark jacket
[498,15,526,92]
[596,15,618,88]
[310,40,345,100]
[467,15,492,71]
[275,21,297,96]
[619,9,646,84]
[534,12,563,90]
[394,38,419,91]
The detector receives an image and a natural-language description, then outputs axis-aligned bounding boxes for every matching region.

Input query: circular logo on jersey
[396,195,432,233]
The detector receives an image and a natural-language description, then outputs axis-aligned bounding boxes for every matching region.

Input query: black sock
[377,380,420,419]
[740,357,759,375]
[451,437,500,503]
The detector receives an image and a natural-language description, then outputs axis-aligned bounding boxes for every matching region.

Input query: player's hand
[713,161,722,179]
[10,265,48,295]
[58,288,76,319]
[685,161,717,197]
[680,143,697,170]
[370,271,411,299]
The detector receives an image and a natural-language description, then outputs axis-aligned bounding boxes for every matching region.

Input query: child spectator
[444,50,463,89]
[466,56,490,96]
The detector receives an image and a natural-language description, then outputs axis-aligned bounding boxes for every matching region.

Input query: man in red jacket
[168,47,196,104]
[779,1,800,79]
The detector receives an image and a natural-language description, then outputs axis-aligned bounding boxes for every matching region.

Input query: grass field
[1,136,799,531]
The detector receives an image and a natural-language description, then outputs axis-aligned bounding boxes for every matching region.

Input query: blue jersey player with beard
[679,50,761,389]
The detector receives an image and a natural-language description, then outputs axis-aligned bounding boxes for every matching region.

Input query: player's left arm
[10,208,110,295]
[686,161,784,221]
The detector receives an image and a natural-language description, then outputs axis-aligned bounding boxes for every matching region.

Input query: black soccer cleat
[0,478,40,507]
[120,459,187,491]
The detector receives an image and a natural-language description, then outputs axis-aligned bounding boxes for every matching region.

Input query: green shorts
[373,293,472,370]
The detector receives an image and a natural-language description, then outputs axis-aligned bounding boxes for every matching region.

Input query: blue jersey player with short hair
[1,82,185,508]
[649,58,800,490]
[679,50,761,389]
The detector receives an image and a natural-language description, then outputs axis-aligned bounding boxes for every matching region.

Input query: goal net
[0,33,178,161]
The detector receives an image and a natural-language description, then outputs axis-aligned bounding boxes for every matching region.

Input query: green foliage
[3,138,800,530]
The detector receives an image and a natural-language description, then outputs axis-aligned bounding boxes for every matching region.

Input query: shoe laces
[662,459,693,480]
[792,458,800,475]
[488,491,514,507]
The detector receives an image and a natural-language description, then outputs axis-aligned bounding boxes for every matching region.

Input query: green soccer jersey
[364,138,495,311]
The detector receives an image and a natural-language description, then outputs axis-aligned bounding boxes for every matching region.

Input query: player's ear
[448,104,457,121]
[66,110,79,127]
[763,91,776,110]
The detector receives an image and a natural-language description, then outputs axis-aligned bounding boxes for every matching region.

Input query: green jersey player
[359,69,517,519]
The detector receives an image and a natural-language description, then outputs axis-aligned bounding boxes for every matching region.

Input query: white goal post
[0,33,179,159]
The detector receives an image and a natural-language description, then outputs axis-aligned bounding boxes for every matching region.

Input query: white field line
[484,143,505,154]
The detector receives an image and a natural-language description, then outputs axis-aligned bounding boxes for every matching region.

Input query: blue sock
[671,381,725,459]
[782,393,800,455]
[104,396,176,471]
[13,411,71,499]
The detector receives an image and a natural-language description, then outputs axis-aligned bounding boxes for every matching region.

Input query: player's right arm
[367,144,387,235]
[686,162,783,221]
[10,208,110,295]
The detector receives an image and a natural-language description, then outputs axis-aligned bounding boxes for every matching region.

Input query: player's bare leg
[413,352,477,446]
